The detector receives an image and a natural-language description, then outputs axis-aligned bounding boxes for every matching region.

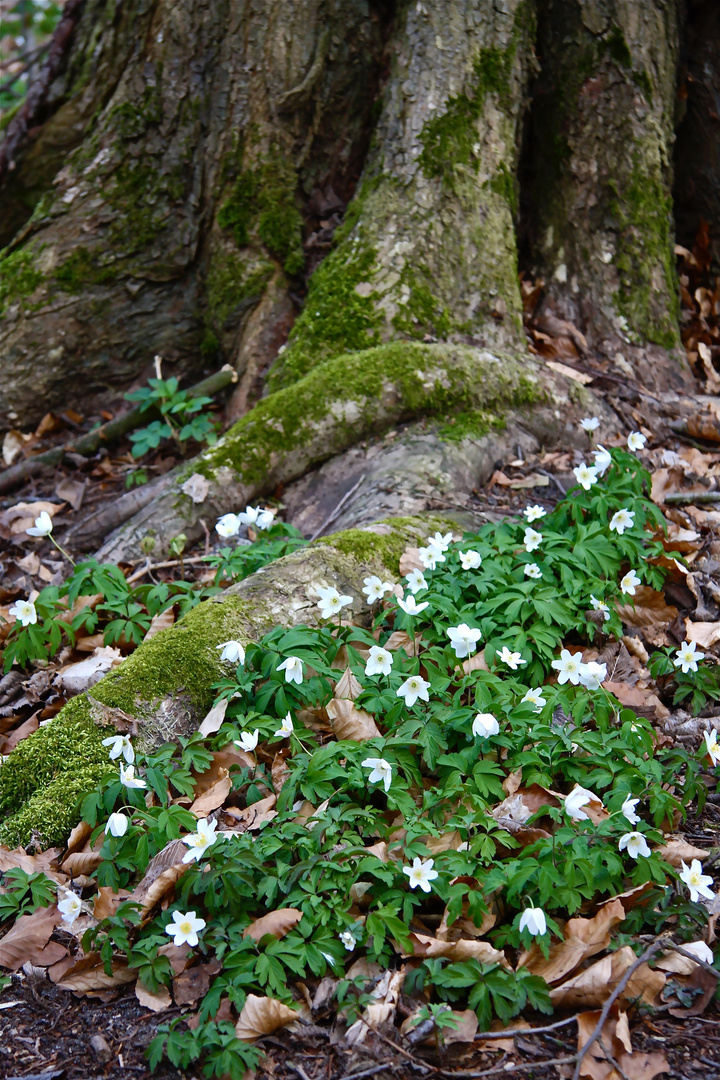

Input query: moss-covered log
[0,512,470,848]
[523,0,689,389]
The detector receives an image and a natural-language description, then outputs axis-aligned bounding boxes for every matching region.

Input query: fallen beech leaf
[0,905,63,971]
[173,958,222,1006]
[65,821,93,858]
[424,831,462,855]
[271,752,290,794]
[655,940,712,975]
[198,697,228,738]
[243,908,303,942]
[509,472,550,489]
[502,768,523,796]
[550,946,665,1009]
[56,953,137,993]
[224,794,277,832]
[2,500,62,534]
[461,651,489,674]
[326,697,381,741]
[333,667,363,701]
[519,899,626,984]
[131,839,188,916]
[61,850,103,876]
[597,882,655,912]
[93,887,132,921]
[135,980,172,1011]
[0,846,62,875]
[407,933,510,967]
[656,838,709,867]
[235,994,298,1040]
[189,768,231,816]
[667,963,718,1018]
[0,713,39,753]
[384,630,419,656]
[546,359,593,384]
[399,546,424,575]
[158,940,192,975]
[616,587,678,631]
[346,969,405,1046]
[683,619,720,649]
[364,841,390,863]
[144,607,175,642]
[55,476,86,511]
[576,1008,668,1080]
[192,748,253,794]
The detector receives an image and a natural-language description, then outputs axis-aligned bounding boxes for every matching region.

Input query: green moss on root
[198,341,539,489]
[266,243,382,391]
[0,247,43,313]
[54,247,119,291]
[0,765,109,850]
[437,409,506,443]
[204,252,273,335]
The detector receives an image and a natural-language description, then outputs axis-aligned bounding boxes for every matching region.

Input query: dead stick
[0,365,237,495]
[664,943,720,979]
[571,938,666,1080]
[664,491,720,506]
[125,555,209,584]
[432,1056,578,1079]
[474,1015,578,1040]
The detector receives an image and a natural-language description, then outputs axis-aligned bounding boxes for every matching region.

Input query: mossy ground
[0,247,44,314]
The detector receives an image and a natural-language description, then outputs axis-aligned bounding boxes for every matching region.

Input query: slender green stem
[50,534,76,567]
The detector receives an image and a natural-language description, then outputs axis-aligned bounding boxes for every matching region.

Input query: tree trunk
[0,0,706,846]
[522,0,686,389]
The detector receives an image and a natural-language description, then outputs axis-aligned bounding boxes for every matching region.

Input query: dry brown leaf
[509,472,550,490]
[439,1009,478,1045]
[615,587,678,631]
[384,630,419,656]
[2,500,62,534]
[326,697,381,741]
[131,839,188,916]
[684,618,720,649]
[0,904,64,971]
[192,748,253,794]
[502,768,523,796]
[333,667,364,701]
[158,940,192,975]
[235,994,298,1041]
[243,908,303,942]
[61,850,104,876]
[0,714,39,753]
[346,969,405,1046]
[424,831,463,855]
[399,546,424,575]
[656,837,709,867]
[0,846,61,875]
[603,681,669,721]
[198,698,228,738]
[65,821,93,858]
[224,794,277,832]
[136,980,172,1012]
[144,608,175,643]
[407,933,509,967]
[519,899,626,984]
[93,887,132,922]
[461,651,489,675]
[667,963,718,1018]
[550,946,665,1009]
[576,1009,669,1080]
[546,359,593,384]
[55,476,86,511]
[597,882,656,912]
[56,953,137,993]
[189,769,231,816]
[173,959,222,1006]
[271,752,290,795]
[655,941,712,976]
[364,841,390,862]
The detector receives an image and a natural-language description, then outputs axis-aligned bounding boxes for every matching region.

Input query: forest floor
[2,239,720,1079]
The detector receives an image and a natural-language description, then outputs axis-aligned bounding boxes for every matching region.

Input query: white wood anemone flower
[165,910,206,947]
[403,856,438,893]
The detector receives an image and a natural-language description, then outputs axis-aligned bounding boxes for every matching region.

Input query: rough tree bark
[0,1,715,843]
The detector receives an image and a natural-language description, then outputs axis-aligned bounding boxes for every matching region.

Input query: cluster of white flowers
[551,649,607,690]
[216,506,274,538]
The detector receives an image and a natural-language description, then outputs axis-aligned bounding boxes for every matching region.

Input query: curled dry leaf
[189,768,232,817]
[346,968,405,1046]
[424,831,463,855]
[0,905,65,972]
[144,608,176,642]
[136,980,172,1012]
[550,946,665,1009]
[616,587,679,634]
[407,933,510,968]
[198,697,228,738]
[683,618,720,649]
[656,837,709,868]
[64,821,93,858]
[192,748,253,794]
[518,898,626,984]
[55,647,123,696]
[0,714,39,753]
[333,667,364,701]
[61,850,103,876]
[399,546,425,575]
[93,887,132,922]
[461,651,490,674]
[55,953,138,994]
[243,908,303,942]
[441,1009,479,1045]
[130,838,188,917]
[271,752,291,794]
[0,846,62,876]
[326,697,381,741]
[173,959,222,1006]
[235,994,298,1041]
[384,630,419,656]
[224,794,277,832]
[576,1008,669,1080]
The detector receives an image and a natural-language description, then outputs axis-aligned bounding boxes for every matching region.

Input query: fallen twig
[126,555,209,584]
[0,365,237,495]
[474,1015,578,1040]
[664,942,720,979]
[571,938,666,1080]
[664,490,720,505]
[433,1055,578,1079]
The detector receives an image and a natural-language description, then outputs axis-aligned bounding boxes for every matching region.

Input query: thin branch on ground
[433,1054,579,1079]
[473,1015,578,1040]
[126,555,209,584]
[571,937,667,1080]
